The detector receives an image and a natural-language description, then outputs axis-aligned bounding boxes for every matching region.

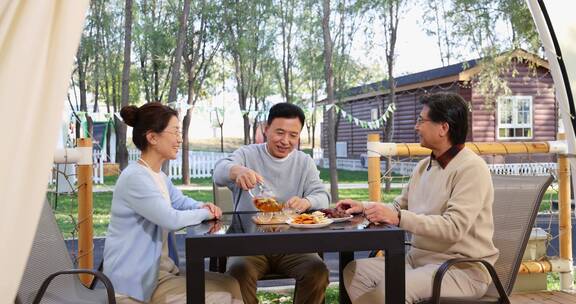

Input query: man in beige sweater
[337,92,499,303]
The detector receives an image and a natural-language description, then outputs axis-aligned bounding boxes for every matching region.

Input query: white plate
[286,218,333,229]
[329,215,354,223]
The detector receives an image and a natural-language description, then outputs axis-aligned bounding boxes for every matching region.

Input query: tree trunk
[118,0,133,170]
[243,114,251,145]
[140,55,151,103]
[383,0,400,192]
[153,61,160,102]
[102,36,112,161]
[312,123,316,149]
[279,0,293,104]
[111,60,118,155]
[167,0,191,104]
[166,0,192,179]
[220,127,224,152]
[93,52,100,113]
[182,69,195,185]
[182,107,191,184]
[322,0,338,202]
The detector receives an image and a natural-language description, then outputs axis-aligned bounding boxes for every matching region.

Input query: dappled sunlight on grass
[257,285,340,304]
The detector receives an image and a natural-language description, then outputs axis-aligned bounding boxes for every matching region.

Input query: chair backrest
[486,174,553,297]
[16,200,86,303]
[212,182,234,213]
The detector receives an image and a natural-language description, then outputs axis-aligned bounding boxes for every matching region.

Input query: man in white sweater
[213,102,330,304]
[337,92,499,303]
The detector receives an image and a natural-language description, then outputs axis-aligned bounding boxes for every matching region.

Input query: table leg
[339,251,354,304]
[385,248,405,304]
[186,255,205,304]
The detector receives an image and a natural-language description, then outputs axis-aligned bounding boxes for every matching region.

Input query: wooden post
[368,133,381,202]
[76,138,93,286]
[557,133,573,290]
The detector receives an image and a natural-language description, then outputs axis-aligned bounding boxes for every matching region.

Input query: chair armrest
[429,258,509,304]
[32,269,116,304]
[89,259,105,290]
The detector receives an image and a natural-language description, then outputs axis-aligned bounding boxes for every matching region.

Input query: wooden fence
[128,149,229,180]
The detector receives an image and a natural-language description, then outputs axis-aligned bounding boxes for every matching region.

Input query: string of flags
[167,100,193,112]
[240,110,266,121]
[325,103,396,130]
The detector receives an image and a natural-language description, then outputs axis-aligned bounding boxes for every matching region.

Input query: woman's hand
[203,203,222,220]
[208,221,222,234]
[336,199,364,215]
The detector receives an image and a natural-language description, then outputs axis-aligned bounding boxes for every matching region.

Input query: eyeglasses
[162,129,182,137]
[416,116,433,125]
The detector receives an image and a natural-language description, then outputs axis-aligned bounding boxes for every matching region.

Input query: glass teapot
[249,183,283,212]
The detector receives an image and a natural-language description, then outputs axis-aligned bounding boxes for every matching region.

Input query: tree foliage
[422,0,542,106]
[71,0,544,174]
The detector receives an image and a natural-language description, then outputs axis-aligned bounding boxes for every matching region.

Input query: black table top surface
[185,211,401,237]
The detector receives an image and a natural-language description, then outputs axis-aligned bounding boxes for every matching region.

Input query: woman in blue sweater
[103,102,242,304]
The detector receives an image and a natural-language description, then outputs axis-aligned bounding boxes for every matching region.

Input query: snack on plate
[253,197,283,212]
[319,208,349,218]
[292,212,329,224]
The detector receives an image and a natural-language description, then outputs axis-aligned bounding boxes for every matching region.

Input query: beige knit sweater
[397,147,499,282]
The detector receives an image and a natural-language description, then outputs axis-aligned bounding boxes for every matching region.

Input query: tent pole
[368,133,381,202]
[76,138,93,286]
[558,132,573,290]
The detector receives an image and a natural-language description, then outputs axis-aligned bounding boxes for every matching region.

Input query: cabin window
[336,141,348,158]
[371,108,379,121]
[497,96,533,139]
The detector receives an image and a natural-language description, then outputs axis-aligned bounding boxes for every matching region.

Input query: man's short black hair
[267,102,305,128]
[420,92,469,145]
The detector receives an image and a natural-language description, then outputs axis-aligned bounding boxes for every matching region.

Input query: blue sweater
[103,163,211,301]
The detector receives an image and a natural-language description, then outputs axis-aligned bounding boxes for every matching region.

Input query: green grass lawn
[102,167,408,187]
[48,191,115,239]
[104,174,213,187]
[51,188,395,237]
[318,168,409,184]
[50,185,558,238]
[257,285,339,303]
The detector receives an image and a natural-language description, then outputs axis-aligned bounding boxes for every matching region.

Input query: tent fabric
[527,0,576,216]
[0,0,89,302]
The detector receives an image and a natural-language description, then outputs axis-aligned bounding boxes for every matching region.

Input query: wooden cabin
[320,49,557,164]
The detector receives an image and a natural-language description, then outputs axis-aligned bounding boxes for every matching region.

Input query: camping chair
[417,174,554,304]
[15,200,115,304]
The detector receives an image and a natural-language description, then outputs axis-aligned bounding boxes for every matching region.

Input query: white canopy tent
[528,1,576,163]
[0,1,89,302]
[528,0,576,288]
[0,0,575,302]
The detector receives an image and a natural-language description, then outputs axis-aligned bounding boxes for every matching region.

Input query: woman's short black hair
[420,92,469,145]
[120,102,178,151]
[267,103,305,128]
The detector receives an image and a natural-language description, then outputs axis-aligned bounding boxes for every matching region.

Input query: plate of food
[286,212,333,228]
[251,212,288,225]
[318,208,353,223]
